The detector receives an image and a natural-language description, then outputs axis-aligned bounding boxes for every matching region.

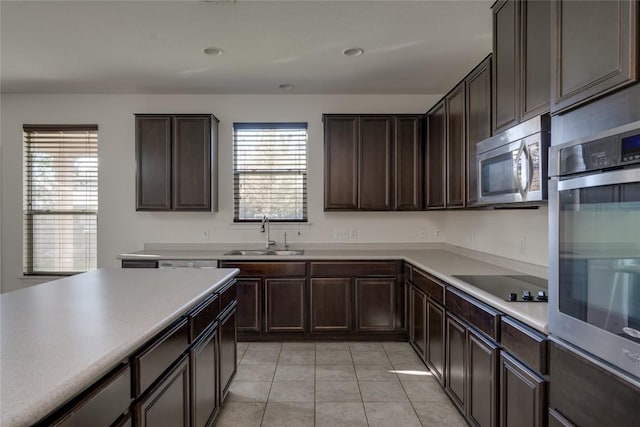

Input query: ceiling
[0,0,493,95]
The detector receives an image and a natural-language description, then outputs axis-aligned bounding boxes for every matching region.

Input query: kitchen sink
[224,249,304,256]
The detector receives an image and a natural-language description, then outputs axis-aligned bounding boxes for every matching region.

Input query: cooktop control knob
[522,291,533,301]
[508,292,518,302]
[536,291,548,301]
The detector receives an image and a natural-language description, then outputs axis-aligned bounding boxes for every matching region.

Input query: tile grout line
[259,342,282,427]
[382,343,428,427]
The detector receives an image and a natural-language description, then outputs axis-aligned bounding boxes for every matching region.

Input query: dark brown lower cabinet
[356,278,396,331]
[265,278,306,332]
[549,341,640,427]
[310,278,352,332]
[426,298,445,386]
[219,307,237,400]
[135,355,190,427]
[500,352,546,427]
[446,314,467,411]
[468,329,498,427]
[191,327,218,427]
[236,279,261,333]
[114,415,132,427]
[409,285,426,357]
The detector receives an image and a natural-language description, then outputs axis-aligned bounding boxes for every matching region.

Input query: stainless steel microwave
[476,115,550,205]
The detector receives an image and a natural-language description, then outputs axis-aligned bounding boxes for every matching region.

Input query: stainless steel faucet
[260,216,276,249]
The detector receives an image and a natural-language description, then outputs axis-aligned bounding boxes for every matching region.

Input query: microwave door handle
[525,143,534,194]
[514,142,527,198]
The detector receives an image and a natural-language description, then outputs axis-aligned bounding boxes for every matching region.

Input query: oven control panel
[559,129,640,176]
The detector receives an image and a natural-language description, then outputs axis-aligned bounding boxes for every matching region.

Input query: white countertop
[0,268,239,427]
[120,245,549,334]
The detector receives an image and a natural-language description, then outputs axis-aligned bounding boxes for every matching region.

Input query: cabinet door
[191,328,218,427]
[466,55,492,205]
[135,355,190,427]
[359,116,393,210]
[236,279,261,333]
[426,299,445,386]
[468,329,499,427]
[446,83,466,208]
[500,352,546,427]
[135,116,172,210]
[492,0,520,133]
[551,0,638,114]
[172,116,211,211]
[219,308,237,399]
[310,278,352,332]
[324,116,358,210]
[395,116,423,210]
[520,0,550,120]
[265,279,306,332]
[410,285,426,357]
[446,314,466,412]
[356,278,396,332]
[426,101,446,208]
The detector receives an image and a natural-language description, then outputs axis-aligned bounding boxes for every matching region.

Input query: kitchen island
[0,267,239,427]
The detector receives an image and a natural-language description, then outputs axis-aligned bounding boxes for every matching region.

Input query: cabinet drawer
[446,288,500,340]
[218,280,237,314]
[310,261,397,277]
[412,269,445,305]
[121,259,158,269]
[220,262,306,277]
[133,318,189,396]
[189,294,219,343]
[501,317,548,374]
[51,364,131,427]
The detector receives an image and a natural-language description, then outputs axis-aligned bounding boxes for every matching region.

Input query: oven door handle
[557,168,640,191]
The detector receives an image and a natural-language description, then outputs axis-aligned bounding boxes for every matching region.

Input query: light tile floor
[214,342,467,427]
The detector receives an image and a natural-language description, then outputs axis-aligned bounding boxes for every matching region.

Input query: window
[23,125,98,275]
[233,123,308,222]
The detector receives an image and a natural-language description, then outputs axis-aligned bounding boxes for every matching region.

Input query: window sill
[17,275,65,286]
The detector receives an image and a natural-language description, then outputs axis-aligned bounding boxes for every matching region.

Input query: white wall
[443,207,548,267]
[0,93,549,293]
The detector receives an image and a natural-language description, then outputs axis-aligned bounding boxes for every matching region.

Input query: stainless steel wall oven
[549,120,640,382]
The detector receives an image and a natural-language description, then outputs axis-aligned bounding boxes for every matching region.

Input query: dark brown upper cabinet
[359,116,394,210]
[426,102,446,209]
[324,116,359,210]
[551,0,638,114]
[135,114,218,211]
[465,55,492,205]
[394,116,424,210]
[324,114,422,211]
[446,82,466,208]
[492,0,550,133]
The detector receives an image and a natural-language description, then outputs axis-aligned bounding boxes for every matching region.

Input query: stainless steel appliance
[476,115,550,205]
[549,119,640,381]
[453,275,548,302]
[158,260,218,269]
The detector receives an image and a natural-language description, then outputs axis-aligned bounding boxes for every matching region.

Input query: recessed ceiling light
[203,47,223,56]
[278,83,295,90]
[343,47,364,57]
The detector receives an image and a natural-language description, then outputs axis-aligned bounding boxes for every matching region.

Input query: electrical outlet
[200,229,209,240]
[333,229,349,240]
[435,229,442,239]
[349,227,358,239]
[419,227,428,241]
[469,231,475,247]
[519,237,526,255]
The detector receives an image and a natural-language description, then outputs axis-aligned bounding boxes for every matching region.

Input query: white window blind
[233,123,308,222]
[23,125,98,275]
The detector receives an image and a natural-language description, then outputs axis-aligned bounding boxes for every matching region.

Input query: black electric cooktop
[452,275,548,302]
